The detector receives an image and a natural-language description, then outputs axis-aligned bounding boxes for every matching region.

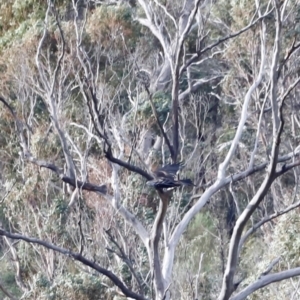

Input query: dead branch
[0,229,148,300]
[0,96,107,194]
[239,200,300,253]
[231,267,300,300]
[180,8,274,75]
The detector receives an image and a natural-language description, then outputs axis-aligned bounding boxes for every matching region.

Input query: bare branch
[178,0,201,48]
[105,229,145,296]
[277,39,300,79]
[180,9,273,75]
[3,236,28,292]
[0,229,147,300]
[146,88,174,160]
[231,268,300,300]
[35,3,51,91]
[151,191,171,298]
[217,12,267,180]
[49,3,66,96]
[219,5,283,297]
[279,76,300,104]
[259,257,281,278]
[179,76,222,101]
[104,145,153,180]
[36,2,76,180]
[0,96,107,194]
[154,0,177,30]
[275,160,300,177]
[108,164,149,246]
[239,200,300,253]
[269,0,282,134]
[192,150,300,200]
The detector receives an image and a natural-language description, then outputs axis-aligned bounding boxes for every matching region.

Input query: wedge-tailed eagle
[147,162,194,189]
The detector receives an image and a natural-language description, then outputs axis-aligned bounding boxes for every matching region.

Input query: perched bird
[147,162,194,189]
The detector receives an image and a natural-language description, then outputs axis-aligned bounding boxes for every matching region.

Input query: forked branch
[0,96,107,194]
[0,229,147,300]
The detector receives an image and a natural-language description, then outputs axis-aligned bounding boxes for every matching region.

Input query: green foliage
[173,192,193,215]
[143,207,156,223]
[185,211,214,243]
[137,91,171,131]
[23,272,106,300]
[272,212,300,264]
[211,0,234,27]
[86,4,141,49]
[0,263,22,299]
[0,198,10,229]
[1,0,300,299]
[173,211,221,299]
[0,0,46,50]
[12,0,45,20]
[36,273,51,288]
[240,210,300,299]
[34,97,49,121]
[120,263,132,284]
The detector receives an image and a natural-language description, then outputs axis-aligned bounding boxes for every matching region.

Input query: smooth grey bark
[231,268,300,300]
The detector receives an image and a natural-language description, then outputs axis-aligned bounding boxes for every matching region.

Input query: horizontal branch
[104,146,153,180]
[62,176,107,194]
[25,153,107,194]
[178,76,222,101]
[192,151,300,201]
[164,150,300,284]
[231,267,300,300]
[0,96,107,195]
[0,229,147,300]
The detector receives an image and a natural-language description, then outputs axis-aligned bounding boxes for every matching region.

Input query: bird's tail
[180,179,195,186]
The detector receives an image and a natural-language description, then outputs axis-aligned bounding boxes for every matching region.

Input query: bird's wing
[147,178,182,189]
[155,162,183,179]
[179,179,195,186]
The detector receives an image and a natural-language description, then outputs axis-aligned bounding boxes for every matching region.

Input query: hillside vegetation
[0,0,300,299]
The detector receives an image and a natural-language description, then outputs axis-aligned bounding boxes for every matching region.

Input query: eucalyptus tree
[1,0,300,300]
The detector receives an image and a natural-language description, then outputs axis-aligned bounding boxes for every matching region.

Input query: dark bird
[147,162,194,189]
